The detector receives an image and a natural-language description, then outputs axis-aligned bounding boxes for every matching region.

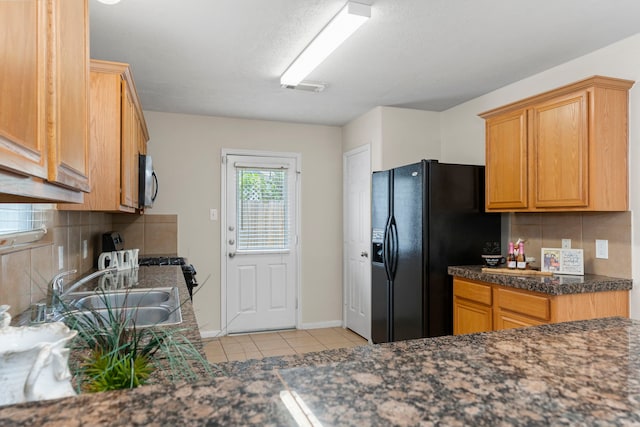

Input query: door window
[236,167,289,252]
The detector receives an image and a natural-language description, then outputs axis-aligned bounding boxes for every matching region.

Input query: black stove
[138,256,198,299]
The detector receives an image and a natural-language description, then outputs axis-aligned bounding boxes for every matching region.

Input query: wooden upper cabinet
[48,0,90,192]
[480,76,634,212]
[59,60,148,213]
[485,109,528,210]
[532,91,588,208]
[0,1,47,180]
[0,0,88,203]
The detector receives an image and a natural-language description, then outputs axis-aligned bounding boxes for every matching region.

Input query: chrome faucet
[48,267,118,313]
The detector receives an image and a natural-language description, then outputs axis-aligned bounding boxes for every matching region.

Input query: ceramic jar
[0,306,77,406]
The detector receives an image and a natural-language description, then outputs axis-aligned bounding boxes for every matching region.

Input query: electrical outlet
[210,208,218,221]
[595,239,608,259]
[82,240,88,259]
[58,246,64,270]
[561,239,571,249]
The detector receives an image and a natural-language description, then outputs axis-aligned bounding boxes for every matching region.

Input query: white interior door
[225,154,298,333]
[344,145,371,340]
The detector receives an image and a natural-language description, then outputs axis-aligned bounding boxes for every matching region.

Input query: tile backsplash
[0,207,178,317]
[0,209,113,317]
[509,211,631,278]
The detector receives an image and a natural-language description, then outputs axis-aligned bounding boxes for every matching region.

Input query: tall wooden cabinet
[480,76,634,212]
[59,60,148,213]
[0,0,89,202]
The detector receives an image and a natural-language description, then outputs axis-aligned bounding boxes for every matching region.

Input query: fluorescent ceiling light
[97,0,121,4]
[280,1,371,87]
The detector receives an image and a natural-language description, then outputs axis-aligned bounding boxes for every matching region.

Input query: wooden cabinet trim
[479,75,634,119]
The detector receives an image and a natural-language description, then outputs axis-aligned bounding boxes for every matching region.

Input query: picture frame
[541,248,584,275]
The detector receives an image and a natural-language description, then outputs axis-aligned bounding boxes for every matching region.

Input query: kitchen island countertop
[2,317,640,425]
[448,264,632,295]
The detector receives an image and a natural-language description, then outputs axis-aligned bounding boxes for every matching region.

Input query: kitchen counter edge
[448,265,632,295]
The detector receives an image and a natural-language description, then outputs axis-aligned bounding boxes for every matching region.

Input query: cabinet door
[485,109,528,210]
[48,0,89,192]
[453,279,492,335]
[531,91,588,208]
[120,82,135,208]
[453,298,492,335]
[0,1,48,179]
[494,310,545,331]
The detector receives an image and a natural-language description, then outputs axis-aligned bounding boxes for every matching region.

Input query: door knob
[228,239,235,245]
[361,251,369,257]
[229,252,236,258]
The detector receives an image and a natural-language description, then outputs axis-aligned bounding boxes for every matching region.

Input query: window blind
[0,204,47,248]
[236,167,289,251]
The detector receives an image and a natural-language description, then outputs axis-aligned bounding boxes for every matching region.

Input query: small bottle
[516,241,527,270]
[506,242,516,269]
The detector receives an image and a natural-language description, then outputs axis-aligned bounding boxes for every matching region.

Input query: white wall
[440,33,640,318]
[144,112,343,334]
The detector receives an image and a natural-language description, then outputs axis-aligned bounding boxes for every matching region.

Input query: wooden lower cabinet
[453,279,493,335]
[453,277,629,335]
[454,299,492,335]
[494,310,546,330]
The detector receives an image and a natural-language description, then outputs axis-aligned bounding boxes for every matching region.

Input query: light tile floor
[203,327,369,364]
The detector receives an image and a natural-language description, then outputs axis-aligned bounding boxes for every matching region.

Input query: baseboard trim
[300,320,344,330]
[199,321,345,338]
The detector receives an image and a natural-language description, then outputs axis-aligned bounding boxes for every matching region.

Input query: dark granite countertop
[448,265,632,295]
[3,317,640,425]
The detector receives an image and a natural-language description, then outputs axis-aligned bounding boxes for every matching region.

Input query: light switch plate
[561,239,571,249]
[595,239,608,259]
[210,208,218,221]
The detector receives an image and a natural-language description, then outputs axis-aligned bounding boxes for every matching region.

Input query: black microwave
[139,154,158,209]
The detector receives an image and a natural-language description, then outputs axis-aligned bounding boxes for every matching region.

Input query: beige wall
[379,106,441,170]
[143,111,343,335]
[342,106,382,169]
[0,209,113,317]
[439,33,640,317]
[342,106,442,171]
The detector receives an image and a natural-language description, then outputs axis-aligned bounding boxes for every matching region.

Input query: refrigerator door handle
[383,216,393,281]
[389,218,399,279]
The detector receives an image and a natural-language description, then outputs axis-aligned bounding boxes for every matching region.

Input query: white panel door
[344,146,371,340]
[225,154,298,333]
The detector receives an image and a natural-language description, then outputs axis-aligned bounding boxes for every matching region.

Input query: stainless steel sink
[55,306,181,328]
[57,287,182,328]
[71,288,172,310]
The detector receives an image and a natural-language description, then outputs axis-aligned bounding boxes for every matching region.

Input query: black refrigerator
[371,160,500,343]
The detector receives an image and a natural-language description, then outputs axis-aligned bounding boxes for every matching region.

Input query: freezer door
[391,162,425,341]
[371,170,391,343]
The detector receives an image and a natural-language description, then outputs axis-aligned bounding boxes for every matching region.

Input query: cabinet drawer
[454,279,492,306]
[495,287,550,321]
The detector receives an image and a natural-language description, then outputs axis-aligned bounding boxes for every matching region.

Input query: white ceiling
[90,0,640,126]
